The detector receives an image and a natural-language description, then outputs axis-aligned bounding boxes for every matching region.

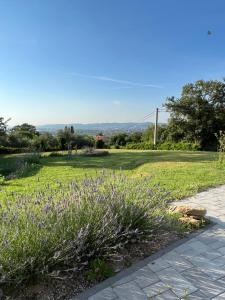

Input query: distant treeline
[1,79,225,153]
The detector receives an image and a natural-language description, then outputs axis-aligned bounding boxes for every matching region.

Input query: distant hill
[36,122,153,135]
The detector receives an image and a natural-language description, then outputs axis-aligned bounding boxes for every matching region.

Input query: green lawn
[0,150,224,200]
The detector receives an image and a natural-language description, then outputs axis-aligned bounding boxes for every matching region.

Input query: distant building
[95,134,104,141]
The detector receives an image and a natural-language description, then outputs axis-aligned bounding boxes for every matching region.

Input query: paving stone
[88,287,117,300]
[218,247,225,255]
[200,250,221,261]
[187,240,211,253]
[180,248,205,261]
[174,243,192,254]
[112,275,134,287]
[112,266,159,288]
[148,257,170,272]
[197,235,223,245]
[143,281,169,298]
[156,267,198,297]
[185,290,211,299]
[134,266,160,288]
[207,240,225,250]
[213,292,225,299]
[182,268,225,298]
[113,281,148,300]
[185,253,225,270]
[198,262,225,280]
[162,251,193,272]
[211,255,225,267]
[153,290,179,299]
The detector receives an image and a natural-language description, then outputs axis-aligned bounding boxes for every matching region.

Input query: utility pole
[153,107,159,147]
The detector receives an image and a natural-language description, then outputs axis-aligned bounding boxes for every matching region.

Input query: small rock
[179,216,200,226]
[172,205,206,217]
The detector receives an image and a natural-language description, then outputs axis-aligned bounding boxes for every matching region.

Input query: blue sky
[1,0,225,125]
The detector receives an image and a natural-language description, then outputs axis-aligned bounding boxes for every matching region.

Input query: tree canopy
[165,79,225,150]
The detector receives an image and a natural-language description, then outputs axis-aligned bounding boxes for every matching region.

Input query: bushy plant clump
[48,151,65,157]
[216,131,225,164]
[0,172,169,285]
[81,147,109,156]
[4,153,41,180]
[125,142,200,151]
[0,146,28,155]
[157,142,200,151]
[126,142,155,150]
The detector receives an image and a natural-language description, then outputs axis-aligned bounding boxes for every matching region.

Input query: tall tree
[165,80,225,150]
[10,123,38,139]
[0,117,10,146]
[0,117,8,136]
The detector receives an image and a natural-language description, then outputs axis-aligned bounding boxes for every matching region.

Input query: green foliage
[95,139,105,149]
[10,123,38,139]
[142,125,167,144]
[0,146,28,154]
[32,132,59,151]
[165,79,225,150]
[74,135,95,149]
[2,153,41,180]
[110,133,128,146]
[126,142,154,150]
[57,127,75,150]
[23,153,41,164]
[157,142,200,151]
[81,148,109,156]
[85,259,114,282]
[216,131,225,164]
[109,132,143,147]
[125,142,199,151]
[0,117,8,136]
[0,117,9,146]
[0,175,5,185]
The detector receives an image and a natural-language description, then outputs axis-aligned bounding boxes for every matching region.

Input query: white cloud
[70,72,163,88]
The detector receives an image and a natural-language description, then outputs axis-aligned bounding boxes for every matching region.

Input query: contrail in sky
[70,72,163,88]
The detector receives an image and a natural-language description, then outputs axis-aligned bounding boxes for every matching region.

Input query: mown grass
[0,150,223,200]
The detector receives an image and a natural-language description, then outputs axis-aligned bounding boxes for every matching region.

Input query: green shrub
[81,147,109,156]
[0,146,28,155]
[126,142,154,150]
[85,259,114,282]
[216,131,225,164]
[125,142,200,151]
[157,142,200,151]
[48,151,65,157]
[0,172,170,285]
[23,153,41,164]
[4,153,41,180]
[0,175,5,185]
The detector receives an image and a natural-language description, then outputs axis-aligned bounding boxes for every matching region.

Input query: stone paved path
[78,185,225,300]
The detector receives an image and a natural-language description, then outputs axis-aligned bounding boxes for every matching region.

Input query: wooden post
[153,108,159,147]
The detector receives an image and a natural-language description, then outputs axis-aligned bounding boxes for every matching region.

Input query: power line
[125,111,155,132]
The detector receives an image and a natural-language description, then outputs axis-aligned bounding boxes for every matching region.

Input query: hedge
[126,142,155,150]
[157,142,200,151]
[0,146,29,154]
[125,142,200,151]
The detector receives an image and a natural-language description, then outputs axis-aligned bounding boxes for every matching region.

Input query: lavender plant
[0,172,169,285]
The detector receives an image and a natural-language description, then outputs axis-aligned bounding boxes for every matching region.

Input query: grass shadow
[41,150,218,171]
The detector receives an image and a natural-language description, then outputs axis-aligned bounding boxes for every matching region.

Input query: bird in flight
[207,30,212,36]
